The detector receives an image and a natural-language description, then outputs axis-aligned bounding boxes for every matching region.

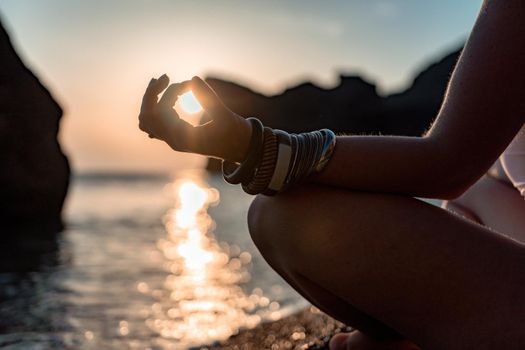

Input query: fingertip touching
[189,76,228,118]
[158,81,192,108]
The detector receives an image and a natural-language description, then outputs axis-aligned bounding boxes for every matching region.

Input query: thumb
[190,76,230,120]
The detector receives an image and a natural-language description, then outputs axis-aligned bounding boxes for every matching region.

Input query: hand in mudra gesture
[139,74,252,162]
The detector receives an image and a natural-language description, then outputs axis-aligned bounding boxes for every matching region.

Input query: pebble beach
[208,307,351,350]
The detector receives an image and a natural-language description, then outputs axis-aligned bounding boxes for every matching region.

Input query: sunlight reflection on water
[0,171,307,350]
[137,175,282,348]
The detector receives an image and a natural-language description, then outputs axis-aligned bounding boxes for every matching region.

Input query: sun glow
[179,91,202,114]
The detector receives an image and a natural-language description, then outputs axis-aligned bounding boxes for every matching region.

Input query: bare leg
[248,185,525,350]
[443,175,525,243]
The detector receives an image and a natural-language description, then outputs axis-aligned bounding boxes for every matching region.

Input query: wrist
[233,117,253,162]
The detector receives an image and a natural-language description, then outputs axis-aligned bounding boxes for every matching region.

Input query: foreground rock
[0,20,70,268]
[205,48,461,171]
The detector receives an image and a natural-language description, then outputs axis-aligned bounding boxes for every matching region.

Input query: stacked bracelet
[222,118,336,196]
[222,117,264,185]
[242,128,278,195]
[265,130,292,194]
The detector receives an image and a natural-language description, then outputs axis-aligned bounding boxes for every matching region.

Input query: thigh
[249,185,525,350]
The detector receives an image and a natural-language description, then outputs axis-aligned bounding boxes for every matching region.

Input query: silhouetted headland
[204,47,462,171]
[0,19,70,271]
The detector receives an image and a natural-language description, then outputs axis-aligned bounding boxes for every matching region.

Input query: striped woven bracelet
[242,128,278,195]
[261,128,336,196]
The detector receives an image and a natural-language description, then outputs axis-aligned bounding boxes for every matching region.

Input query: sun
[179,91,202,114]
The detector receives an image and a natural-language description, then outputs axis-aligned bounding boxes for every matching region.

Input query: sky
[0,0,481,173]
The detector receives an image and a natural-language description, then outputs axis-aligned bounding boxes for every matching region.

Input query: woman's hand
[138,74,252,162]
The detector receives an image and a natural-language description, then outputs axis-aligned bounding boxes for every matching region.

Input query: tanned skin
[139,1,525,348]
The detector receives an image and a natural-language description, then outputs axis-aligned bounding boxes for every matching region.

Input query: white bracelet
[267,130,292,192]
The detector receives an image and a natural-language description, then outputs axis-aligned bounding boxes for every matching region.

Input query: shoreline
[206,306,351,350]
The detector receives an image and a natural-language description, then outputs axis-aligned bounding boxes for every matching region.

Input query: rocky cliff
[0,19,70,239]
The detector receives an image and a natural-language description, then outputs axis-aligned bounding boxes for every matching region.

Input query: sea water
[0,170,307,350]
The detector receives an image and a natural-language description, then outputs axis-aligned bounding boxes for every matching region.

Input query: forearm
[310,135,471,199]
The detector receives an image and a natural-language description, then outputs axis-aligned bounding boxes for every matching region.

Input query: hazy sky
[0,0,481,173]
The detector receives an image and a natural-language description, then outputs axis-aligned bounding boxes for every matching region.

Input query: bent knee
[247,187,312,254]
[247,194,285,251]
[247,194,269,247]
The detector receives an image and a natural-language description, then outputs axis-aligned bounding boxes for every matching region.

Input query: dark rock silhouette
[204,47,462,171]
[0,18,70,268]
